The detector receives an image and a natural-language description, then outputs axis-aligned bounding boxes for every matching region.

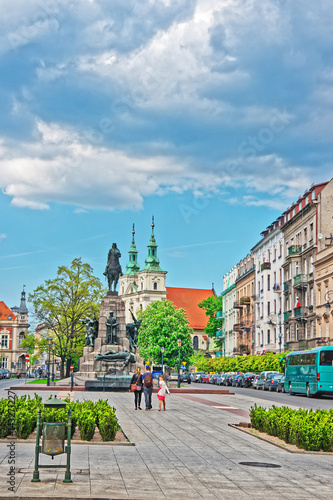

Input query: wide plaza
[0,384,332,499]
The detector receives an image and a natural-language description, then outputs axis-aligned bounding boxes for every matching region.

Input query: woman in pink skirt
[157,375,170,411]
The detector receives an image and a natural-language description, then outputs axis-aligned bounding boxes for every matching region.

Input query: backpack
[144,373,152,387]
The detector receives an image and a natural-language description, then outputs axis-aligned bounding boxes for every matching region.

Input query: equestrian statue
[104,243,122,292]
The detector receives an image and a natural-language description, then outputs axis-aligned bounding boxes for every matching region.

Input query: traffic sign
[70,365,73,370]
[25,354,30,362]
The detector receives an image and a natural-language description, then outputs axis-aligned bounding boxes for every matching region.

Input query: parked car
[222,373,232,386]
[226,374,236,386]
[215,374,225,386]
[252,374,260,389]
[168,373,179,381]
[241,373,256,388]
[191,372,205,383]
[199,374,210,383]
[256,371,279,390]
[180,372,190,382]
[276,375,286,393]
[3,370,11,379]
[264,373,284,391]
[0,369,5,379]
[232,374,244,387]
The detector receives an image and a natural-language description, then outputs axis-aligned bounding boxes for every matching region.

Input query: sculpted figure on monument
[126,310,142,352]
[105,310,119,344]
[95,349,136,368]
[104,243,122,292]
[81,316,98,348]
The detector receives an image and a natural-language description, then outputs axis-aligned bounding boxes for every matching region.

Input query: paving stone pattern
[0,387,332,499]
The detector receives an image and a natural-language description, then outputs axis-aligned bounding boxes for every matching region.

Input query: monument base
[86,373,132,391]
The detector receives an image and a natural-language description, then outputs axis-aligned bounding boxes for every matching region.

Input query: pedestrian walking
[130,367,143,410]
[143,365,153,410]
[157,375,170,411]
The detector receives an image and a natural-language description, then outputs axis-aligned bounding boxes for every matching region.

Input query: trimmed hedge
[250,404,333,452]
[0,395,119,442]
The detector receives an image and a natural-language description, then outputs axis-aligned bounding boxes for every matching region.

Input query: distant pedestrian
[157,375,170,411]
[187,373,191,384]
[130,367,143,410]
[143,365,153,410]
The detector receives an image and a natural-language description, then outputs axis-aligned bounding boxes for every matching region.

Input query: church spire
[143,216,164,272]
[19,285,28,314]
[124,224,140,276]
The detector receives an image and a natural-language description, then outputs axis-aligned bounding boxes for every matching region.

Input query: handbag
[131,375,141,392]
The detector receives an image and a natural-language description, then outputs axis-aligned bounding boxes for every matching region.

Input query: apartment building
[282,180,333,350]
[220,266,238,356]
[234,255,255,355]
[252,224,285,353]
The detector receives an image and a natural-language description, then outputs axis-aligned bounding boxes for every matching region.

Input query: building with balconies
[251,222,285,354]
[234,255,255,355]
[281,180,333,350]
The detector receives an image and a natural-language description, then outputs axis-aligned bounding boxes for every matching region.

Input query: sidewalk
[0,388,332,499]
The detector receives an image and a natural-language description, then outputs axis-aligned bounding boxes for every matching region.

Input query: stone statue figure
[126,310,142,352]
[81,316,98,348]
[104,243,122,292]
[105,311,118,345]
[95,349,136,369]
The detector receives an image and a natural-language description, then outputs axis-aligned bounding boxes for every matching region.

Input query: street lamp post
[278,333,282,353]
[47,338,52,387]
[177,339,182,389]
[51,344,55,382]
[161,346,165,374]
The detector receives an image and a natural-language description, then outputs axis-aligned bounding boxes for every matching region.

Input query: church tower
[119,218,167,323]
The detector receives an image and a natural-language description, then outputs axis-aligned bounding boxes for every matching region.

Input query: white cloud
[0,234,7,241]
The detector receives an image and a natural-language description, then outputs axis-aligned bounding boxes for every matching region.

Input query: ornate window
[19,332,25,347]
[193,336,199,350]
[154,282,157,290]
[1,357,7,369]
[1,335,8,348]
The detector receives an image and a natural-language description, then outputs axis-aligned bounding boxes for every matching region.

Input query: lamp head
[326,300,331,310]
[177,339,182,348]
[47,337,52,346]
[161,346,165,354]
[51,343,55,351]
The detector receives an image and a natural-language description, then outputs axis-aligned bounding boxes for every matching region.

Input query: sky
[1,0,333,311]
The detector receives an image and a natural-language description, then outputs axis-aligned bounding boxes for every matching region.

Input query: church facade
[119,219,214,354]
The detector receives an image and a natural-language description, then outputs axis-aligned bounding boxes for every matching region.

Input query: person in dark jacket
[130,367,143,410]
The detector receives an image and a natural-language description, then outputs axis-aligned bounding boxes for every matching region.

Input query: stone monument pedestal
[77,293,144,389]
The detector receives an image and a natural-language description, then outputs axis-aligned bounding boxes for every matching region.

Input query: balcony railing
[284,310,291,321]
[273,283,282,292]
[284,280,291,293]
[240,296,251,304]
[233,301,243,309]
[294,306,308,319]
[293,274,308,288]
[288,245,302,255]
[261,262,271,271]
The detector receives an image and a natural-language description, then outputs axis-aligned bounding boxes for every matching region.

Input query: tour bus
[282,346,333,397]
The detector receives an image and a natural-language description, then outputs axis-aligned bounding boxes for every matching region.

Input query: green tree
[198,294,223,348]
[29,258,105,378]
[137,300,194,368]
[21,332,40,367]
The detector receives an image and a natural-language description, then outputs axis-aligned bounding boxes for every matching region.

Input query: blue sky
[1,0,333,309]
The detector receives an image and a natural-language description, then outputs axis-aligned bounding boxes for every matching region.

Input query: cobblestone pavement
[0,387,332,499]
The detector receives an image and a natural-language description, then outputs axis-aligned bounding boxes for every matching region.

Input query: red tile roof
[0,301,16,321]
[166,287,214,330]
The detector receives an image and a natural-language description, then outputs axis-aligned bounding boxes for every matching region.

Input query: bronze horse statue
[104,243,122,292]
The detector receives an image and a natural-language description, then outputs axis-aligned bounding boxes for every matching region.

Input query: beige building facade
[234,255,255,355]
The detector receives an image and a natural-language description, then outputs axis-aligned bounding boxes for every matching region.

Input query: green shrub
[77,409,96,441]
[250,405,333,452]
[98,409,118,441]
[0,400,10,438]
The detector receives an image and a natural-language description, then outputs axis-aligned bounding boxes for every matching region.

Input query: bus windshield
[319,351,333,366]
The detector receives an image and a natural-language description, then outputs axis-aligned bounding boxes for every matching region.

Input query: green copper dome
[124,224,140,276]
[142,216,165,272]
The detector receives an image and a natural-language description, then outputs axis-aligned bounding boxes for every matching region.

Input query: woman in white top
[157,375,170,411]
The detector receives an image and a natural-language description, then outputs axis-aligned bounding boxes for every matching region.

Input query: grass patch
[27,379,60,384]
